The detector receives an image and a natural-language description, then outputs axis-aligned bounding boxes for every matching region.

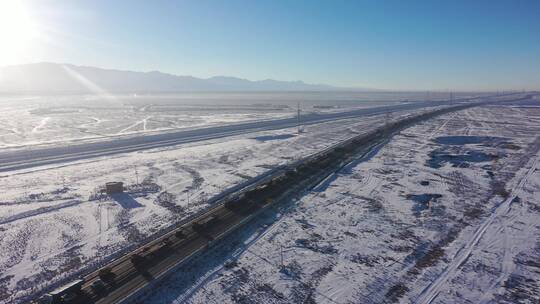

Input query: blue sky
[5,0,540,90]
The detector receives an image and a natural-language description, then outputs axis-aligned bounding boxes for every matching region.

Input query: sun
[0,1,39,66]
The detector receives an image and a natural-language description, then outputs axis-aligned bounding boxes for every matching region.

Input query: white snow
[0,93,412,149]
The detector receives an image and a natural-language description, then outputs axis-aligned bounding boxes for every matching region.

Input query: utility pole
[296,102,301,134]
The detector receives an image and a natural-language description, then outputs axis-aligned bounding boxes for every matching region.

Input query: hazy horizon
[1,62,523,94]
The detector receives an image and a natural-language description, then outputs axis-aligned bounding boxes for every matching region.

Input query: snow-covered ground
[0,93,432,148]
[0,101,432,303]
[0,95,293,148]
[138,102,540,303]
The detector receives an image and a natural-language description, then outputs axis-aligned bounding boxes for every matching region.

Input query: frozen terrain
[137,101,540,303]
[0,96,437,303]
[0,92,450,149]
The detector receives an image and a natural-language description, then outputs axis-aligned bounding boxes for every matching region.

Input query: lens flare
[0,1,39,65]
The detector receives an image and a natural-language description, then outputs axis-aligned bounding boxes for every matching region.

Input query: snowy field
[0,92,460,149]
[0,95,437,303]
[137,102,540,303]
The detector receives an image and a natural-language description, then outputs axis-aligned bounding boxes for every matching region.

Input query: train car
[270,172,287,184]
[150,238,174,257]
[284,168,297,179]
[91,279,108,295]
[37,279,85,304]
[224,196,246,211]
[192,215,220,234]
[316,156,334,169]
[98,267,116,283]
[175,229,186,239]
[296,163,317,175]
[130,253,146,267]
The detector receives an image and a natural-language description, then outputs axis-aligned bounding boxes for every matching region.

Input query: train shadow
[111,193,143,209]
[340,139,388,174]
[313,139,388,193]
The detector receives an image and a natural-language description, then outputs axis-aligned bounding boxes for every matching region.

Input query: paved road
[0,99,463,172]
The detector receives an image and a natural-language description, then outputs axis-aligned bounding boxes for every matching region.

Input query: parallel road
[0,99,473,172]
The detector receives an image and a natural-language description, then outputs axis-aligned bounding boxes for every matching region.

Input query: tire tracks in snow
[31,117,50,133]
[416,153,539,304]
[0,199,83,226]
[117,116,152,134]
[416,113,456,151]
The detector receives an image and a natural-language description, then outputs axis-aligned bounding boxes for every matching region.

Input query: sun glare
[0,1,39,65]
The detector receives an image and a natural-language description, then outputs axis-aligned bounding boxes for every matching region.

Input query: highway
[0,99,467,172]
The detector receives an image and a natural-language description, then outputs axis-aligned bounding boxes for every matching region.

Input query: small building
[105,182,124,194]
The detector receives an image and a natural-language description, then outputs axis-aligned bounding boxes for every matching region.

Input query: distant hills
[0,62,352,93]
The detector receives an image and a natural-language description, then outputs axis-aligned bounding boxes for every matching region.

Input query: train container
[151,239,173,257]
[225,196,257,214]
[175,229,186,239]
[91,279,109,295]
[98,267,116,283]
[192,215,220,234]
[130,253,146,267]
[37,279,84,304]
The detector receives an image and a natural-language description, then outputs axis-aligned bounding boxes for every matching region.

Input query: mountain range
[0,62,354,93]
